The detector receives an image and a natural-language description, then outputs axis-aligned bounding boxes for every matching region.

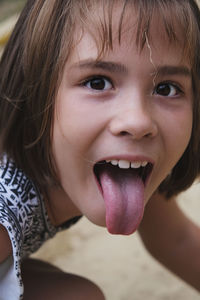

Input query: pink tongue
[99,168,144,235]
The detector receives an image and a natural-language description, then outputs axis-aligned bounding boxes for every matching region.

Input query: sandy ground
[32,183,200,300]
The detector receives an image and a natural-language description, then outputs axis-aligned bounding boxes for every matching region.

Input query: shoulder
[0,224,12,262]
[0,155,40,204]
[0,155,41,259]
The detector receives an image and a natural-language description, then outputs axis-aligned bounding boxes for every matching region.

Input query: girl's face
[51,10,193,235]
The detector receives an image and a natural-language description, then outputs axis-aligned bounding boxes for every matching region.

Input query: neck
[45,186,81,226]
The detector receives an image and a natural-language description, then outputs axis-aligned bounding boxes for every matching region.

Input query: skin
[21,258,105,300]
[139,192,200,291]
[50,16,193,229]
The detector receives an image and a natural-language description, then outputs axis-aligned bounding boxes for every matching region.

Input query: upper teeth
[106,159,148,169]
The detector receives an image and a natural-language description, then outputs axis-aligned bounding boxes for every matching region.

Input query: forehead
[74,1,190,59]
[70,2,189,68]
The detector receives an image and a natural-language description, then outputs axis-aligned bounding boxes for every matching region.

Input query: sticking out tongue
[99,164,145,235]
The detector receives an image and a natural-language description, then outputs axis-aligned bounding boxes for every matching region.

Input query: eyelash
[153,81,183,97]
[81,76,183,97]
[81,76,113,92]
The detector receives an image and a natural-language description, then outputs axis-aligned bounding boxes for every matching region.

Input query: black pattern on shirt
[0,157,81,300]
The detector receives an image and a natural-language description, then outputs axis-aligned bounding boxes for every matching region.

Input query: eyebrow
[155,65,191,78]
[71,60,128,74]
[71,59,191,78]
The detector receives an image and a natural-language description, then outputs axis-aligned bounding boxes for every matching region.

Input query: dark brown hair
[0,0,200,197]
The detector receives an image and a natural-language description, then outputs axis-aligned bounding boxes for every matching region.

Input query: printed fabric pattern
[0,156,81,300]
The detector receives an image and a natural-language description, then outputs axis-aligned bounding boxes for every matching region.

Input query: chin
[86,211,106,228]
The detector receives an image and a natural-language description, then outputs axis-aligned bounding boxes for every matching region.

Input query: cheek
[165,108,193,157]
[56,107,111,159]
[55,95,96,141]
[52,98,104,167]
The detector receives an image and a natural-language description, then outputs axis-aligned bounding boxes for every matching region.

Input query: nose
[109,102,158,140]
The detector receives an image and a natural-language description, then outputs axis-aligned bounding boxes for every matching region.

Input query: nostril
[108,110,158,139]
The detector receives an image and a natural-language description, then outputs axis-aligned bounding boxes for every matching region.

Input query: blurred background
[0,0,25,55]
[0,1,200,299]
[0,0,25,21]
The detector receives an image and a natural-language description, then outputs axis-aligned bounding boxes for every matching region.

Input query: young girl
[0,0,200,299]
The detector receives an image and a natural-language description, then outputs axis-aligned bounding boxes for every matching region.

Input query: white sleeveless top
[0,156,81,300]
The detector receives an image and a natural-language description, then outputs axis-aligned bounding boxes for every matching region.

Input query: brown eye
[84,77,112,91]
[155,83,180,97]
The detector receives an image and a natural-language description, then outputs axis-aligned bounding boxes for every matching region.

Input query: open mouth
[93,159,153,235]
[94,159,153,188]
